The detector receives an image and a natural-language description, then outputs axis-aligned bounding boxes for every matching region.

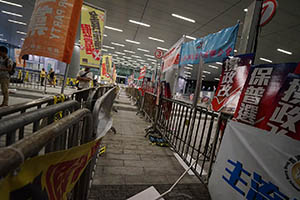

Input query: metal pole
[61,63,70,94]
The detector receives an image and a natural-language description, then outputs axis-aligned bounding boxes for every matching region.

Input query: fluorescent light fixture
[132,55,141,58]
[111,42,125,47]
[125,39,140,45]
[137,59,145,62]
[137,48,150,53]
[16,31,26,35]
[208,65,218,69]
[101,49,108,52]
[8,19,26,25]
[21,38,24,41]
[103,45,115,49]
[129,20,150,27]
[184,67,193,70]
[185,35,196,40]
[124,50,135,54]
[151,62,157,64]
[2,10,22,17]
[187,64,193,67]
[147,58,156,62]
[214,78,220,81]
[115,51,125,55]
[123,56,132,59]
[203,71,211,74]
[148,37,164,43]
[112,54,118,56]
[0,0,22,7]
[105,26,123,32]
[157,47,168,51]
[103,34,107,37]
[144,54,155,58]
[216,62,223,65]
[234,49,238,53]
[0,38,7,42]
[171,13,195,23]
[244,8,248,12]
[259,57,272,63]
[277,48,292,55]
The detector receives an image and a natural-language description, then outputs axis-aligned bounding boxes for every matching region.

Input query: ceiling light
[184,67,193,70]
[123,56,132,59]
[16,31,26,35]
[259,57,272,63]
[0,0,22,7]
[171,13,196,23]
[151,62,157,64]
[111,42,125,47]
[137,59,145,62]
[277,48,292,55]
[144,54,155,58]
[103,45,115,49]
[185,35,196,40]
[148,37,164,43]
[21,38,24,41]
[103,34,107,37]
[187,64,193,67]
[216,62,223,65]
[129,20,150,27]
[208,65,218,69]
[124,50,135,54]
[147,58,156,62]
[8,19,26,25]
[214,78,220,81]
[132,55,141,58]
[105,26,123,32]
[0,38,7,42]
[2,10,22,17]
[203,71,211,74]
[244,8,248,12]
[137,48,150,52]
[184,71,191,74]
[101,49,108,52]
[234,49,238,53]
[125,39,140,44]
[157,47,168,51]
[115,51,125,55]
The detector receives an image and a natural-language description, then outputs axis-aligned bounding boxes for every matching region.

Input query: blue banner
[179,24,239,65]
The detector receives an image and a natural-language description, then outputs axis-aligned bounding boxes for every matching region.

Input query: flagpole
[61,63,70,94]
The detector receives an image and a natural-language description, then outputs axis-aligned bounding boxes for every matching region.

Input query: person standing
[76,67,93,90]
[40,68,46,86]
[48,68,55,87]
[0,46,13,107]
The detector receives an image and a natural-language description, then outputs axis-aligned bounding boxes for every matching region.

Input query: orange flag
[21,0,83,64]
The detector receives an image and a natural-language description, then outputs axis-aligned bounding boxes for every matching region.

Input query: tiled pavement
[89,91,211,200]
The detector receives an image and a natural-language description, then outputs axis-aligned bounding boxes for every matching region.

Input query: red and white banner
[162,37,184,73]
[138,66,147,80]
[211,54,254,112]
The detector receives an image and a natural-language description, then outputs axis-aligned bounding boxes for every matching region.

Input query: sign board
[21,0,83,64]
[211,54,254,113]
[80,4,106,68]
[162,37,184,73]
[179,24,239,65]
[208,121,300,200]
[260,0,278,27]
[154,49,163,59]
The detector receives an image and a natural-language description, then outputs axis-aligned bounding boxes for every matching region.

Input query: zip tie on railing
[6,146,25,164]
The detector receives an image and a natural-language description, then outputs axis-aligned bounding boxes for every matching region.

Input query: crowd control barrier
[0,86,117,200]
[126,86,233,184]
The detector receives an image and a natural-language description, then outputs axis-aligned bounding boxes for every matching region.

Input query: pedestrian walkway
[89,90,211,200]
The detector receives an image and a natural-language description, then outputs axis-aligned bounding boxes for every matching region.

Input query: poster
[14,49,23,67]
[0,139,100,200]
[208,121,300,200]
[234,62,300,128]
[138,66,146,80]
[179,24,239,65]
[21,0,83,64]
[100,55,112,81]
[262,73,300,141]
[80,4,106,68]
[162,37,184,73]
[211,54,254,112]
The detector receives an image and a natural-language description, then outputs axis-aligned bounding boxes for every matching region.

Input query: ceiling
[0,0,299,81]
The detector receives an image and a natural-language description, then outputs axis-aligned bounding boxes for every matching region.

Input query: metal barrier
[142,92,156,122]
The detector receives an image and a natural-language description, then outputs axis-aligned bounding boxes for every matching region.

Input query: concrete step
[114,104,137,112]
[115,99,132,105]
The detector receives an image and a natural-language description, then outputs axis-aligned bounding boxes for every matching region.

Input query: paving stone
[105,153,141,161]
[97,158,124,167]
[104,166,144,176]
[92,175,126,185]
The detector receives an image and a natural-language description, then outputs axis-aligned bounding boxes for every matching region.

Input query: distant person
[40,68,46,86]
[48,68,55,87]
[0,46,13,107]
[76,67,93,90]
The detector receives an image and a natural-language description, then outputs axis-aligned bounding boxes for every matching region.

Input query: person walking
[40,68,46,86]
[0,46,13,107]
[48,68,55,87]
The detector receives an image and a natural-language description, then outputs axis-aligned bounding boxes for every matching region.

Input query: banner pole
[61,63,70,94]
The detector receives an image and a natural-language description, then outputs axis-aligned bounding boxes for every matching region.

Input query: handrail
[0,100,80,136]
[0,108,93,177]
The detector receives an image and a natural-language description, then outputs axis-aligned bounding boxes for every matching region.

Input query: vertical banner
[100,55,112,81]
[21,0,83,64]
[112,64,117,84]
[138,66,146,80]
[211,54,254,112]
[234,62,300,128]
[14,49,23,67]
[179,24,239,65]
[80,4,106,68]
[208,121,300,200]
[162,37,184,73]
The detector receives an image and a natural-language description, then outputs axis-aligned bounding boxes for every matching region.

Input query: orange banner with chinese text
[21,0,83,64]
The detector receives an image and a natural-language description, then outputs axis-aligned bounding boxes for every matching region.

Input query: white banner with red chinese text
[208,121,300,200]
[162,37,184,73]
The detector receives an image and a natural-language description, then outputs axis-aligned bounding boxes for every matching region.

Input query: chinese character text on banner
[80,4,106,68]
[101,55,112,81]
[162,37,184,73]
[179,24,239,65]
[21,0,83,64]
[211,54,254,112]
[138,66,146,80]
[208,121,300,200]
